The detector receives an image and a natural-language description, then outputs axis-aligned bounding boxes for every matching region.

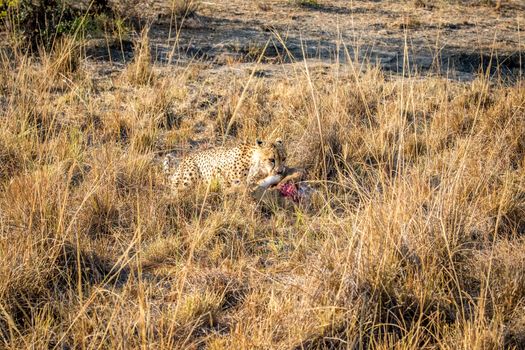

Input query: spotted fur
[164,138,287,193]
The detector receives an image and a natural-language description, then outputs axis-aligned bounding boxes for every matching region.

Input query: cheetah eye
[269,158,275,164]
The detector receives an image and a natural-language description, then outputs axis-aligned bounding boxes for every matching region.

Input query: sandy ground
[86,0,525,81]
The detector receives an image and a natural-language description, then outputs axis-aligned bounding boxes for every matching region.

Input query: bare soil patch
[84,0,525,80]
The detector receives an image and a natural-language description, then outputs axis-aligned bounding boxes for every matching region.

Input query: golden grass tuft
[170,0,200,18]
[123,27,154,86]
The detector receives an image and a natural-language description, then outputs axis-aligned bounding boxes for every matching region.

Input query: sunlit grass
[1,18,525,350]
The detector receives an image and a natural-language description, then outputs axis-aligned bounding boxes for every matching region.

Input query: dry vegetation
[1,1,525,348]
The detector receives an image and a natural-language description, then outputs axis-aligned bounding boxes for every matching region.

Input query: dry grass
[170,0,200,18]
[1,27,525,350]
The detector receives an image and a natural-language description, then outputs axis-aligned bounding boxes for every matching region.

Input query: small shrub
[2,0,113,49]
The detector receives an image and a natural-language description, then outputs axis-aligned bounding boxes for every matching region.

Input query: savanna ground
[1,0,525,349]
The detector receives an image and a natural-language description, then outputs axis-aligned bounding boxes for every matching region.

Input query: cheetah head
[250,138,287,180]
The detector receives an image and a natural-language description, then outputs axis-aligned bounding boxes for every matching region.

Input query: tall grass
[1,29,525,349]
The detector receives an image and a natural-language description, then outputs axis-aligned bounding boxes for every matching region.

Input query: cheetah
[163,138,287,193]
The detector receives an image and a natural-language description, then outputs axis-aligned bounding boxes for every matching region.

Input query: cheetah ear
[256,139,265,147]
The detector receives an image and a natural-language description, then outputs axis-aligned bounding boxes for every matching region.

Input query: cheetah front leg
[246,162,265,188]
